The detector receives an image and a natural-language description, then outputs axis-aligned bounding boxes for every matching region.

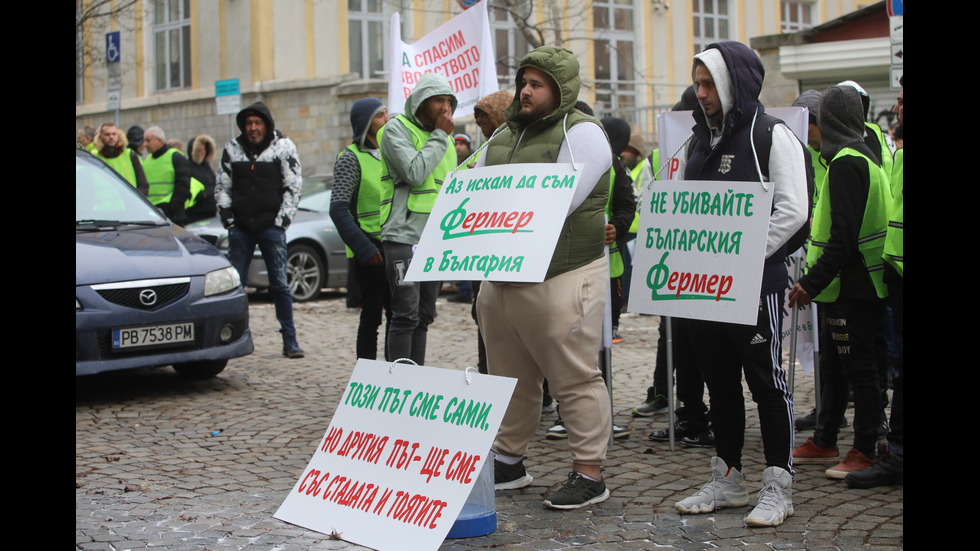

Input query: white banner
[782,247,817,373]
[655,107,809,180]
[275,359,516,551]
[406,163,579,283]
[388,1,499,118]
[628,179,774,325]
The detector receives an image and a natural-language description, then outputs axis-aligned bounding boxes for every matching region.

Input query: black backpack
[682,113,815,254]
[751,113,815,254]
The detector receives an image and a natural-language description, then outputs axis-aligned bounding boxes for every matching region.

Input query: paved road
[76,291,903,550]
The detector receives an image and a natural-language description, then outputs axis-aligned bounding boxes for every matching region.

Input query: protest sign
[388,1,498,117]
[275,359,516,551]
[628,179,774,325]
[656,107,809,179]
[405,163,579,283]
[782,248,817,373]
[634,107,809,326]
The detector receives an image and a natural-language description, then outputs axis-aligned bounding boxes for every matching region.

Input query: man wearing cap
[216,101,305,358]
[127,125,146,160]
[378,73,457,366]
[475,45,614,510]
[330,97,392,361]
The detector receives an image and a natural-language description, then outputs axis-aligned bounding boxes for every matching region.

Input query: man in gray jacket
[378,73,457,365]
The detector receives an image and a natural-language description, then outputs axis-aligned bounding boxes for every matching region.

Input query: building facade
[76,0,874,175]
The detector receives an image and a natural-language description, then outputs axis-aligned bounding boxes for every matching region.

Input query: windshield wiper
[76,219,166,231]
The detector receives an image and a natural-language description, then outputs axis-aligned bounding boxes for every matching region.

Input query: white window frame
[153,0,191,92]
[692,0,730,54]
[346,0,410,79]
[781,1,814,33]
[592,0,638,121]
[488,0,531,88]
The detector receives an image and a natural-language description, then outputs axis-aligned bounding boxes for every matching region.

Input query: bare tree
[76,0,140,71]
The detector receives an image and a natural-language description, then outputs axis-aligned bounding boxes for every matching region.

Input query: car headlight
[205,266,241,297]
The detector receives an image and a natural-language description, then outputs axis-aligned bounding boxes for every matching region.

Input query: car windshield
[297,187,332,212]
[76,155,167,229]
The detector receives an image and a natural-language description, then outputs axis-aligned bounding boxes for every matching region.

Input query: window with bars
[153,0,191,91]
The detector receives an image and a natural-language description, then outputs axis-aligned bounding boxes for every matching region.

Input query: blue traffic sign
[106,32,121,63]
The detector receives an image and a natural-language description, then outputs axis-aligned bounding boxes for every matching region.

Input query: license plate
[112,322,195,350]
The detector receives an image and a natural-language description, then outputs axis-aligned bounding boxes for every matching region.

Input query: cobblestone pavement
[77,291,903,550]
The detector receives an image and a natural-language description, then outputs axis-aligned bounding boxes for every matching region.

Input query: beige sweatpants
[476,257,611,465]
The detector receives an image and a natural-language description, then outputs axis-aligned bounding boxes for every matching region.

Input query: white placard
[781,248,816,372]
[275,360,516,551]
[628,179,774,325]
[406,163,579,283]
[388,1,499,117]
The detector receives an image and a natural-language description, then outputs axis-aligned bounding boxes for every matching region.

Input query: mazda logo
[139,289,158,306]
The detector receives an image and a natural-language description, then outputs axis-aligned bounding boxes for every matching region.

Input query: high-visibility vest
[605,170,624,278]
[95,150,138,189]
[883,148,903,278]
[143,148,201,208]
[806,147,890,301]
[378,115,455,223]
[340,144,384,258]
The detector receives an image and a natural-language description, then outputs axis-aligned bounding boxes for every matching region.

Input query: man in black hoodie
[670,41,808,528]
[788,85,891,482]
[330,97,392,361]
[216,101,305,358]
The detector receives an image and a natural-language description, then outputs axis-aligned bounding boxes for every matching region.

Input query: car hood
[76,224,229,286]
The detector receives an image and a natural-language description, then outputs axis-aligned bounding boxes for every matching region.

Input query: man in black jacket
[216,102,305,358]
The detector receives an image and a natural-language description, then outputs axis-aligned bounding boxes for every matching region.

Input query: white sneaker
[675,457,749,514]
[745,466,794,527]
[545,420,567,440]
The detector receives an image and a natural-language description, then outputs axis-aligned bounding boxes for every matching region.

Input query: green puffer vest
[484,110,609,280]
[806,147,890,302]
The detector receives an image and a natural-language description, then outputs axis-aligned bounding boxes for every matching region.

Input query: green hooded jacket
[484,46,610,280]
[379,73,458,245]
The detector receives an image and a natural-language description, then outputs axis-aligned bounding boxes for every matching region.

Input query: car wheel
[172,359,228,379]
[286,243,324,302]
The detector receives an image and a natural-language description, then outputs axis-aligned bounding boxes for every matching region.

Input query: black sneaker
[680,428,715,448]
[542,472,610,509]
[649,420,705,442]
[494,458,533,490]
[795,408,848,431]
[844,451,903,489]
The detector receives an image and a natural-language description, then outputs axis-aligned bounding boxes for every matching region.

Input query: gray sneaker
[543,472,610,509]
[745,466,794,527]
[675,456,749,514]
[632,395,668,416]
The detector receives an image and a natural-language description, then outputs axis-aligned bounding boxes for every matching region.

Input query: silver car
[184,175,348,302]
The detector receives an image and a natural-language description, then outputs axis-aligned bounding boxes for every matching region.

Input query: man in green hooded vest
[474,46,613,510]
